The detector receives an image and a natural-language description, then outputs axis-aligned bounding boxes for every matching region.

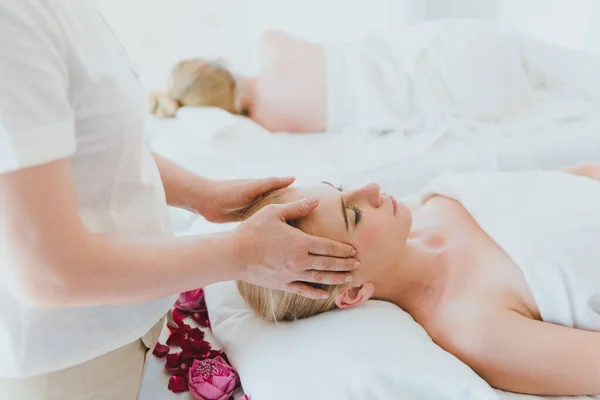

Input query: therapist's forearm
[1,158,242,308]
[13,229,242,308]
[152,152,215,214]
[77,231,241,306]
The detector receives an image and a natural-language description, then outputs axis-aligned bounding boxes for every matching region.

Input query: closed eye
[321,181,355,229]
[332,184,361,225]
[352,206,362,225]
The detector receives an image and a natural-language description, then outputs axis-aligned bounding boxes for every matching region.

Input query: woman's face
[285,182,412,284]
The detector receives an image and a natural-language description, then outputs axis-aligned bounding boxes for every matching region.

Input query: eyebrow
[321,181,349,231]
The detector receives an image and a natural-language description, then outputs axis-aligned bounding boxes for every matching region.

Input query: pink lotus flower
[188,356,239,400]
[155,286,226,394]
[175,289,206,313]
[207,349,224,359]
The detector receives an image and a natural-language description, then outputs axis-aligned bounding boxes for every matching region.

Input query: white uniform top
[421,170,600,331]
[0,0,176,377]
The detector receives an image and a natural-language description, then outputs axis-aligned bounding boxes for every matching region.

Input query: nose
[353,183,382,207]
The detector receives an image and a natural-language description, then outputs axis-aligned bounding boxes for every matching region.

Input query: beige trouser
[0,317,165,400]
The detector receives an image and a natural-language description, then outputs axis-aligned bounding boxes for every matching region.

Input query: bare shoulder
[562,162,600,182]
[259,30,318,70]
[259,30,304,49]
[254,30,326,133]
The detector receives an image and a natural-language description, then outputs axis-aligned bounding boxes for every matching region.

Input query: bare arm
[152,152,213,214]
[448,311,600,396]
[0,159,240,308]
[152,152,297,223]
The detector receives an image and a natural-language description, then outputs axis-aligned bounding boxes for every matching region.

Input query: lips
[390,196,397,216]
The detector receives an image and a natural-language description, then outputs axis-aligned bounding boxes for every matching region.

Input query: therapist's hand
[201,176,296,223]
[233,197,359,299]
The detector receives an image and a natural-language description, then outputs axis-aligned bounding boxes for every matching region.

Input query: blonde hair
[237,190,345,323]
[148,59,241,118]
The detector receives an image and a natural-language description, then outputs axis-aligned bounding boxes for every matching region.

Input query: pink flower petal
[165,352,182,373]
[182,338,211,355]
[208,350,224,359]
[189,384,237,400]
[211,375,237,392]
[166,331,189,347]
[194,382,226,399]
[171,308,188,324]
[191,310,211,328]
[240,395,251,400]
[188,327,205,341]
[168,375,189,393]
[152,343,170,358]
[175,289,206,313]
[173,361,191,377]
[167,320,192,334]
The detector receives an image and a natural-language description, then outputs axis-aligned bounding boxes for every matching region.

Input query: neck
[236,77,257,115]
[372,230,450,320]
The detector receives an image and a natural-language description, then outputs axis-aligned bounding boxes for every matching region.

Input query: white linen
[324,19,600,142]
[0,1,174,378]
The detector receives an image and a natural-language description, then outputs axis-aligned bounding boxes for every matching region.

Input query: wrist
[228,225,256,282]
[188,176,216,215]
[186,231,243,284]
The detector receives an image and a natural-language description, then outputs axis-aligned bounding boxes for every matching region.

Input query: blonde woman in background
[237,163,600,397]
[149,20,600,136]
[148,30,327,133]
[0,2,359,399]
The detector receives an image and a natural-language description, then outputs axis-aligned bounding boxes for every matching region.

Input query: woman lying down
[149,19,599,134]
[237,163,600,397]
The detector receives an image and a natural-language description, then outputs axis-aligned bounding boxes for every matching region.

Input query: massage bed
[139,23,600,399]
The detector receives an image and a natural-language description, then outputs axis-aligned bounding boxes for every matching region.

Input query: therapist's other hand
[233,197,359,300]
[202,176,296,223]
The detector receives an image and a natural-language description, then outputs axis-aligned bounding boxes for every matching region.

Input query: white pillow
[205,282,598,400]
[204,281,500,400]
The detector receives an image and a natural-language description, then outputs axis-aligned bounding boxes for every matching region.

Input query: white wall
[95,0,253,90]
[95,0,600,94]
[495,0,600,53]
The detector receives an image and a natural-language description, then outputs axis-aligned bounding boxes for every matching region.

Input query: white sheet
[324,19,600,140]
